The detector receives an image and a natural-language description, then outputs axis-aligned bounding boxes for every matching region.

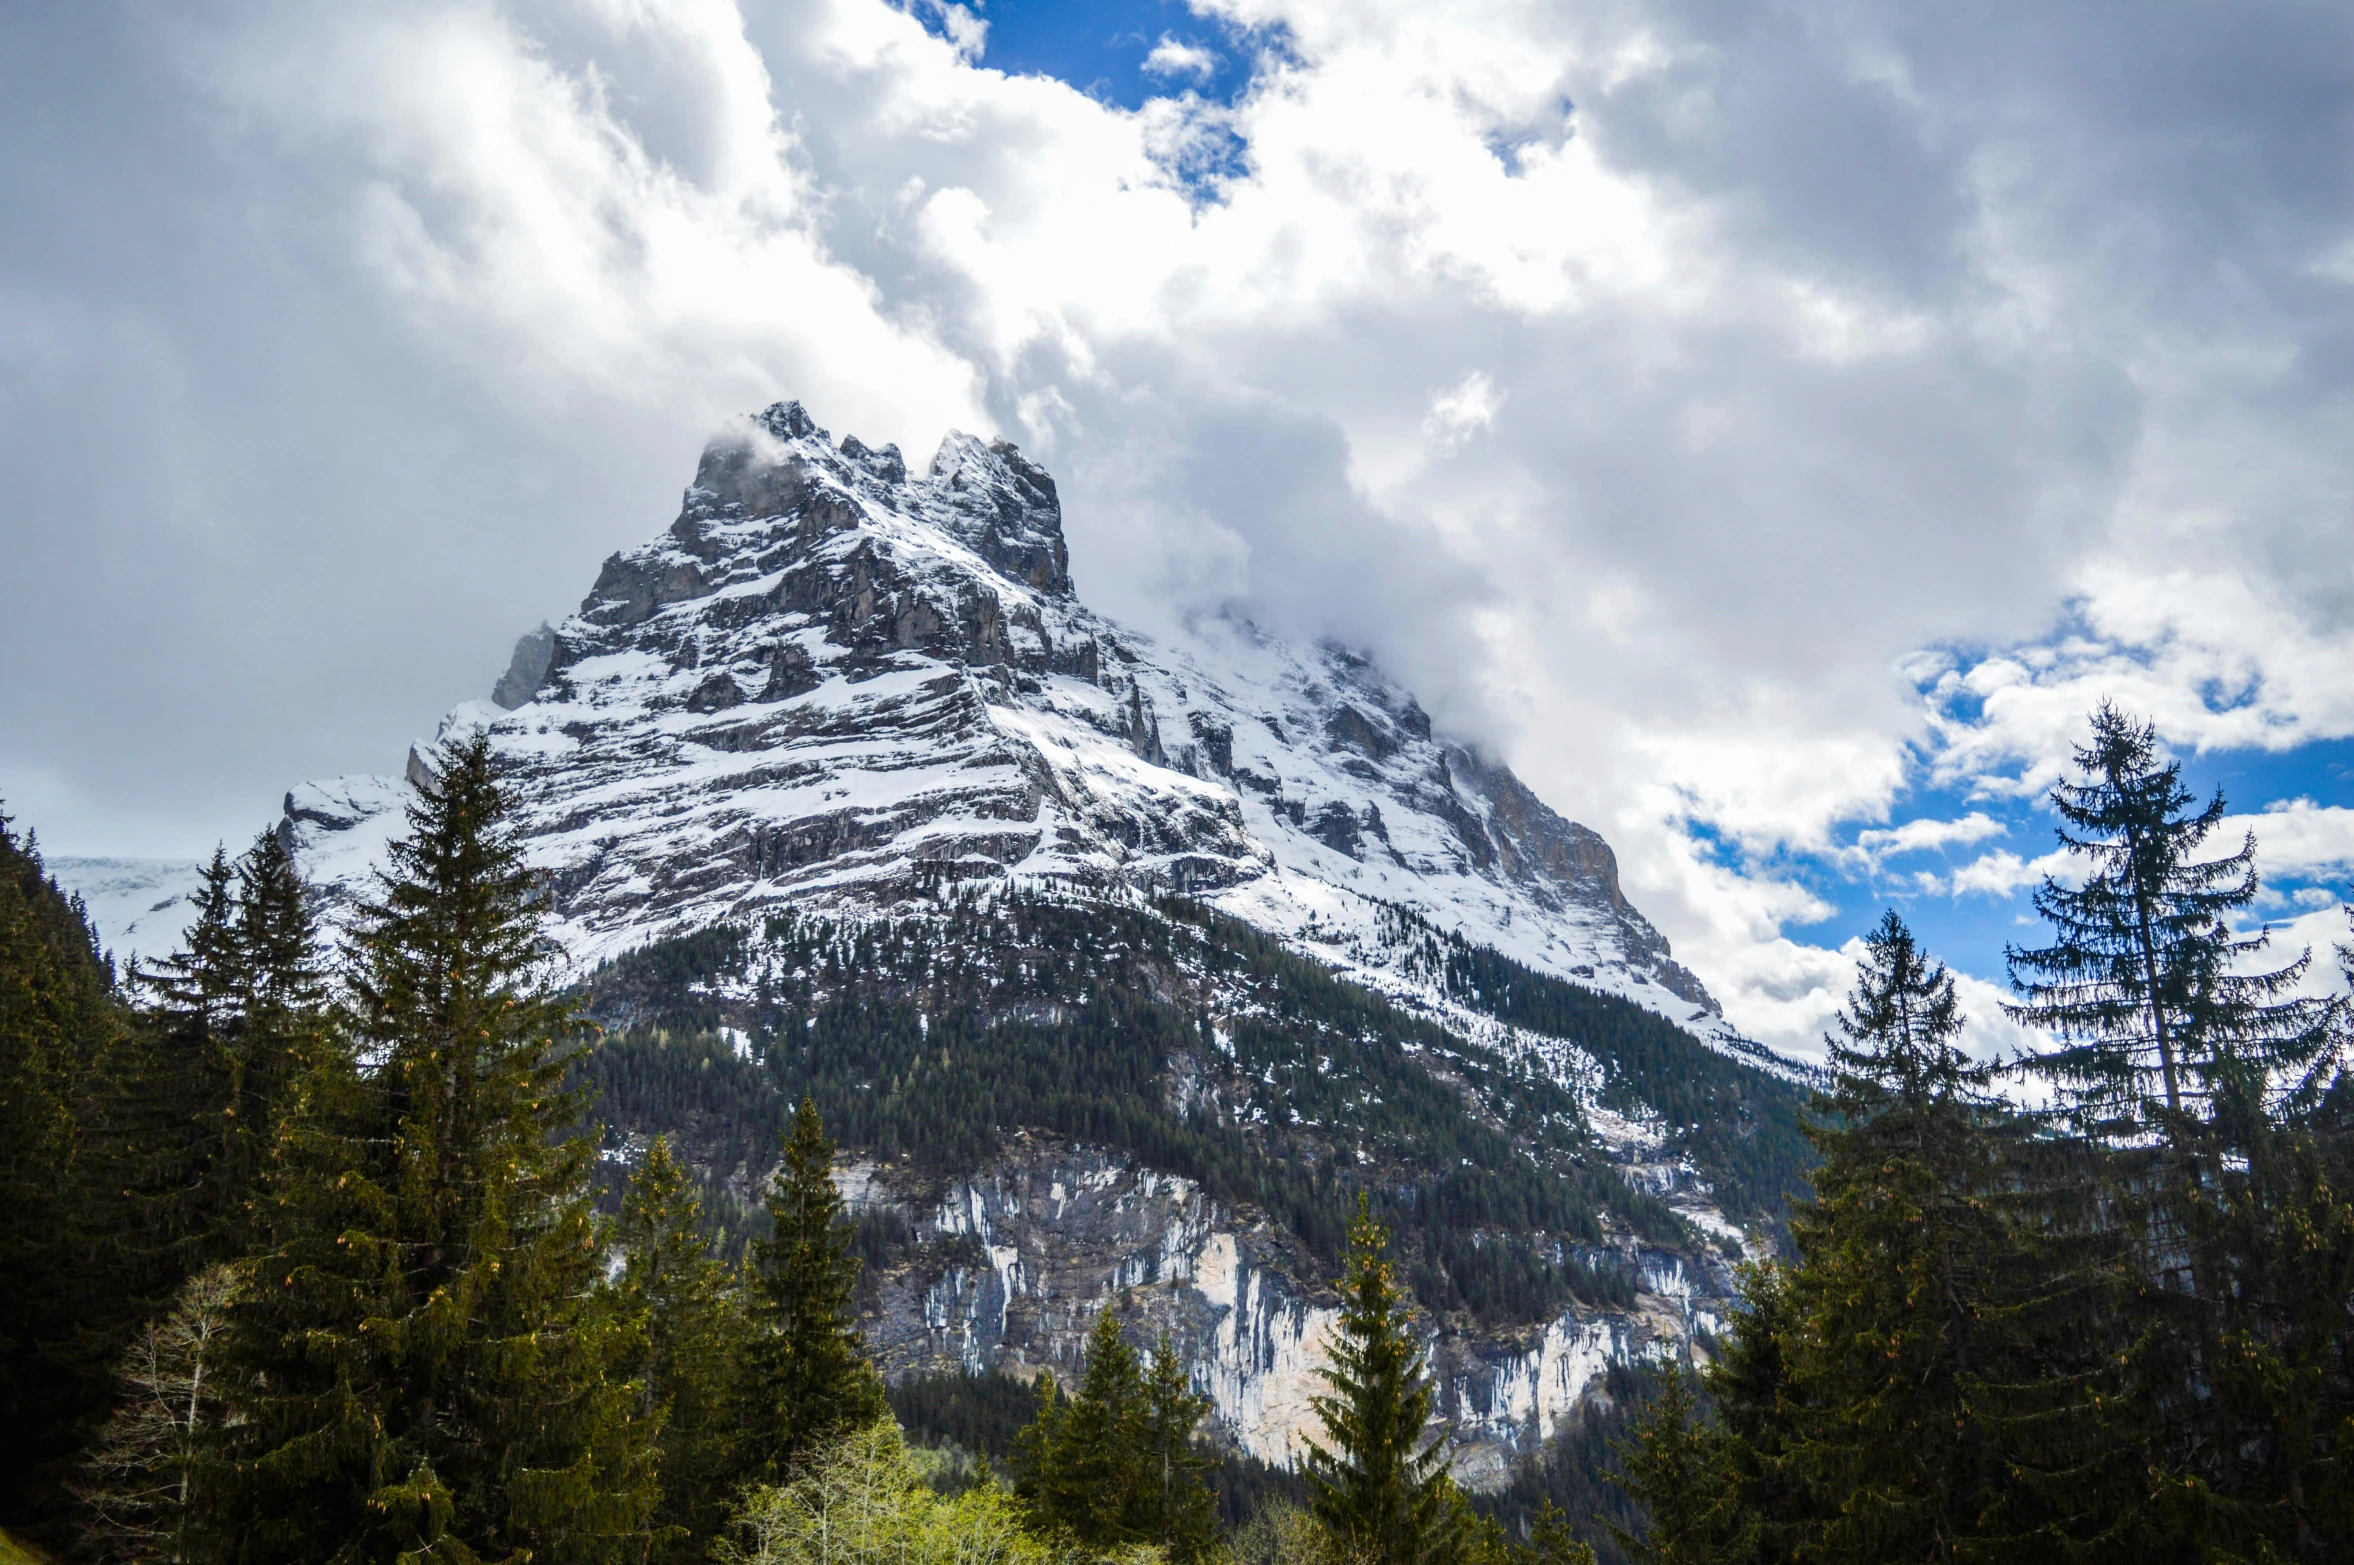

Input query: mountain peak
[286,400,1731,1044]
[674,404,1072,605]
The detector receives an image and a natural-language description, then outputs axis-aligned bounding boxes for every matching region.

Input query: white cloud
[1848,811,2006,869]
[2232,801,2354,884]
[200,0,986,449]
[1949,847,2072,899]
[1143,37,1219,82]
[1422,370,1503,452]
[8,0,2354,1059]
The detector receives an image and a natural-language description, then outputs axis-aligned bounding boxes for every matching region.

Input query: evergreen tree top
[2005,704,2341,1140]
[1823,910,1990,1120]
[1307,1197,1450,1565]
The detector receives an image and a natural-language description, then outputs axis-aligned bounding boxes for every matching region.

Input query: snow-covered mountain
[46,856,207,967]
[284,401,1733,1045]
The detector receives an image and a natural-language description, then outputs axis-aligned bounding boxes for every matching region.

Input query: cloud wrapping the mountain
[4,0,2351,1051]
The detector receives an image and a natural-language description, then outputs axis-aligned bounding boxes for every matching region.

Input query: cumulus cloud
[5,0,2353,1052]
[1422,370,1503,453]
[1143,36,1219,82]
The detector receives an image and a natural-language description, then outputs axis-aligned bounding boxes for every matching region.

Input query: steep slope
[284,401,1727,1043]
[43,857,206,967]
[268,401,1810,1479]
[574,896,1808,1484]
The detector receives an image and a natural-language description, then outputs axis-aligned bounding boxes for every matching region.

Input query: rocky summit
[277,402,1808,1481]
[285,401,1727,1044]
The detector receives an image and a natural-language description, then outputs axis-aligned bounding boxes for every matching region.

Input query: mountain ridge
[279,400,1743,1057]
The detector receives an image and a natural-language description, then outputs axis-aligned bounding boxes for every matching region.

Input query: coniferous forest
[5,704,2353,1564]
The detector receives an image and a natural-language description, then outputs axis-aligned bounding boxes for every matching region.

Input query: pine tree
[214,731,658,1564]
[1016,1307,1143,1546]
[1135,1331,1219,1562]
[121,847,244,1269]
[1684,1262,1800,1565]
[2006,704,2335,1147]
[739,1096,887,1482]
[1777,912,2111,1560]
[2005,706,2346,1550]
[1527,1500,1595,1565]
[617,1135,743,1561]
[1613,1373,1753,1565]
[1013,1312,1218,1558]
[1306,1199,1452,1565]
[216,829,327,1245]
[0,803,130,1529]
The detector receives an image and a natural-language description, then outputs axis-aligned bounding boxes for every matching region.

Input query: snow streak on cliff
[283,402,1731,1045]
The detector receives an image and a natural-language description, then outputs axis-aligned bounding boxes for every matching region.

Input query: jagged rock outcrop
[236,400,1810,1477]
[285,401,1728,1040]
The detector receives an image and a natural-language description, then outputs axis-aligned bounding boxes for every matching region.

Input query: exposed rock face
[492,623,558,710]
[841,1134,1733,1486]
[286,401,1728,1040]
[261,399,1791,1477]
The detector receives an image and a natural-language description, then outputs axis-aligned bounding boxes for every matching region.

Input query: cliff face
[273,401,1803,1479]
[844,1134,1732,1488]
[284,400,1727,1040]
[575,896,1799,1487]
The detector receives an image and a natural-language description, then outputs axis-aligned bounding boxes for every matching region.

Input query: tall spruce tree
[2006,704,2334,1145]
[216,829,327,1245]
[0,804,129,1529]
[739,1096,886,1482]
[1015,1313,1218,1559]
[2006,705,2347,1555]
[1016,1308,1145,1547]
[87,848,245,1325]
[1135,1331,1219,1562]
[111,830,327,1272]
[616,1135,744,1561]
[1614,1372,1754,1565]
[1306,1199,1452,1565]
[1778,912,2115,1560]
[214,732,658,1564]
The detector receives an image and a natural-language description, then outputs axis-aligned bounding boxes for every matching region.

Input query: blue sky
[917,0,1276,111]
[904,0,2354,1008]
[7,0,2354,1054]
[1785,736,2354,1006]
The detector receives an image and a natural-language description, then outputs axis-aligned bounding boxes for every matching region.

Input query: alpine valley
[87,404,1816,1486]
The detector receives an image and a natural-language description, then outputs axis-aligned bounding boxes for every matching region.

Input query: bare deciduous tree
[73,1264,241,1564]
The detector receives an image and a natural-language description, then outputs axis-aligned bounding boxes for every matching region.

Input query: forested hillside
[574,892,1807,1332]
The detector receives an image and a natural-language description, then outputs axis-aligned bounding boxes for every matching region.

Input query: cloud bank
[4,0,2351,1052]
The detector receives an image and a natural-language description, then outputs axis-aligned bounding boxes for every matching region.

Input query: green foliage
[1015,1312,1218,1561]
[716,1419,1048,1565]
[618,1135,747,1561]
[1776,913,2128,1559]
[1610,1374,1749,1565]
[0,804,130,1528]
[888,1370,1046,1463]
[213,732,659,1564]
[580,894,1695,1331]
[1526,1501,1595,1565]
[740,1097,889,1482]
[1229,1502,1332,1565]
[113,829,332,1276]
[1306,1201,1453,1565]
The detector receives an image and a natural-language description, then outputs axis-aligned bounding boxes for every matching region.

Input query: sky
[4,0,2353,1059]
